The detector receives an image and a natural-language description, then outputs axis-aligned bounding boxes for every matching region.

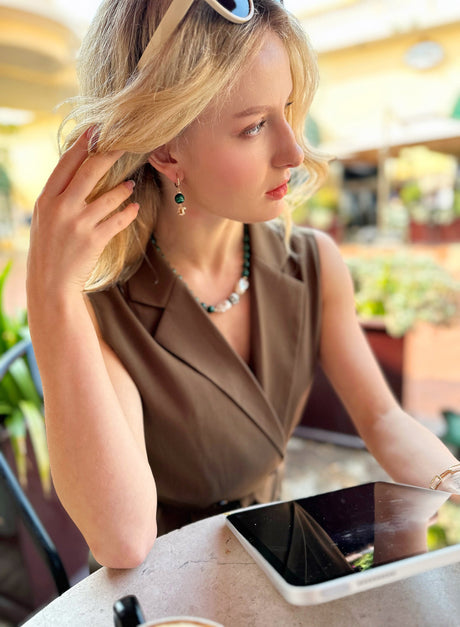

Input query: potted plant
[389,146,460,244]
[401,182,460,244]
[0,261,49,492]
[345,253,459,338]
[0,261,89,620]
[298,253,460,445]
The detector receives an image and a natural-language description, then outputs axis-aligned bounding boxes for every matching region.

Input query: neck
[153,213,250,313]
[154,214,245,275]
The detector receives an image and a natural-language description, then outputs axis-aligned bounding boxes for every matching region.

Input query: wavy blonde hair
[60,0,329,291]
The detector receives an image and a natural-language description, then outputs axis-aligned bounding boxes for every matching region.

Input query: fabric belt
[156,497,258,536]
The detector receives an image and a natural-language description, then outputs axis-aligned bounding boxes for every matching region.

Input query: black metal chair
[0,339,69,623]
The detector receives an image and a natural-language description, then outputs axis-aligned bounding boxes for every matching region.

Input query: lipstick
[266,181,289,200]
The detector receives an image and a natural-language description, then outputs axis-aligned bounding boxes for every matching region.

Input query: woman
[26,0,460,569]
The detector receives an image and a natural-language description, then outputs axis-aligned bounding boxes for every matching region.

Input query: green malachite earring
[175,178,186,216]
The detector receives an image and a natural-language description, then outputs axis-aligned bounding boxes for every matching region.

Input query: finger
[42,129,94,198]
[94,202,140,244]
[83,180,136,226]
[64,148,125,205]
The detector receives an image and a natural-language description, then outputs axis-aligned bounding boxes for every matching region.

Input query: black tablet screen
[226,482,460,586]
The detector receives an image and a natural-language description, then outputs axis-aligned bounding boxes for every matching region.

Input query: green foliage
[346,254,460,337]
[427,524,448,551]
[453,191,460,218]
[292,186,340,230]
[433,501,460,547]
[350,551,374,571]
[0,261,50,494]
[399,181,422,206]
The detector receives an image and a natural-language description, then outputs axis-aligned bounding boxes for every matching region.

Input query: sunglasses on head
[137,0,282,70]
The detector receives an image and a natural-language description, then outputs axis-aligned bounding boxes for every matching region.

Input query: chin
[225,199,286,224]
[264,199,286,222]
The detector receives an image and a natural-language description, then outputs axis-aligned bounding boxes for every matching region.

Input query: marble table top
[24,513,460,627]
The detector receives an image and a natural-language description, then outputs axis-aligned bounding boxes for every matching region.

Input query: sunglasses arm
[137,0,195,70]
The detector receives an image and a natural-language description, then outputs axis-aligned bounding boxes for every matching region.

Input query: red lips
[266,179,289,200]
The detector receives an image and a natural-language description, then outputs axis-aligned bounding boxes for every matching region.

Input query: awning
[319,117,460,163]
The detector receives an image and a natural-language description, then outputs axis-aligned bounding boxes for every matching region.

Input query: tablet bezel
[225,482,460,605]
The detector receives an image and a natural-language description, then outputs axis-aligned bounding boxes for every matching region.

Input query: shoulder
[311,230,354,304]
[282,224,354,305]
[254,220,321,267]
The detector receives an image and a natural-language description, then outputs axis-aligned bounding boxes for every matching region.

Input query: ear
[147,144,181,183]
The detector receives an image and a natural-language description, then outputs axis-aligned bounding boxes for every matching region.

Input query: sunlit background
[0,0,459,393]
[1,0,460,244]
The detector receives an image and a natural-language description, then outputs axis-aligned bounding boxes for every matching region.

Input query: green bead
[207,305,215,313]
[243,269,250,277]
[175,193,185,204]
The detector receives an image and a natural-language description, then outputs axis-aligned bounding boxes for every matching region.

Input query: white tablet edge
[225,513,460,606]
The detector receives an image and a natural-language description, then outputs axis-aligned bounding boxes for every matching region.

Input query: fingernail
[124,180,135,191]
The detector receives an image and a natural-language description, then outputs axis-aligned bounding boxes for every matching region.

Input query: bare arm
[314,231,459,491]
[27,130,157,568]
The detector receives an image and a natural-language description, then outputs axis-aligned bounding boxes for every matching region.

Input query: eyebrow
[233,99,293,119]
[233,106,270,119]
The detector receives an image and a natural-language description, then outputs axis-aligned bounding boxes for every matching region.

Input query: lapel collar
[125,223,305,457]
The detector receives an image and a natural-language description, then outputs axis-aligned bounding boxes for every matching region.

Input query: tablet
[225,481,460,605]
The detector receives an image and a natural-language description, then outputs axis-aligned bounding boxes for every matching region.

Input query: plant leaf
[5,408,27,487]
[0,401,13,415]
[19,400,50,496]
[0,261,13,353]
[9,358,42,406]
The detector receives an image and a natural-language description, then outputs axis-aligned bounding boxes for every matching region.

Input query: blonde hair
[60,0,329,291]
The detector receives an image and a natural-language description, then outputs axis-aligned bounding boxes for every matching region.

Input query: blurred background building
[0,0,80,232]
[292,0,460,244]
[1,0,460,246]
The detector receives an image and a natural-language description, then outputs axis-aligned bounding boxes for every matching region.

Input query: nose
[272,120,304,169]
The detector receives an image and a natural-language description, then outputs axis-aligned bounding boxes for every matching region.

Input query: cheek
[202,146,263,192]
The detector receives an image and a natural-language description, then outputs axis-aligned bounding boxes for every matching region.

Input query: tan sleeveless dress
[89,223,322,535]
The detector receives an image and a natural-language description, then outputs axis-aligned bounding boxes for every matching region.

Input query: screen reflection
[228,482,457,586]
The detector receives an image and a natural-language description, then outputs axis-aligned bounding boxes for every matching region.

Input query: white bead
[229,292,240,305]
[235,277,249,295]
[214,300,232,313]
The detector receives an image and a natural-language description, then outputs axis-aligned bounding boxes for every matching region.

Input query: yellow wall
[0,116,61,212]
[0,4,78,217]
[310,22,460,144]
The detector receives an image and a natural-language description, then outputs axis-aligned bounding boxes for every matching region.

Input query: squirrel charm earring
[174,178,187,216]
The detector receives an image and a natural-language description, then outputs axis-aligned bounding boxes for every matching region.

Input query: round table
[23,513,460,626]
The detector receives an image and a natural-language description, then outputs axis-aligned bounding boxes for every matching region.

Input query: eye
[243,119,267,137]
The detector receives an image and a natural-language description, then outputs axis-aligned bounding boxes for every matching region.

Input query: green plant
[0,261,50,494]
[292,186,340,230]
[346,254,460,337]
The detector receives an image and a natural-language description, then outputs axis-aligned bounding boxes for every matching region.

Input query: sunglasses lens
[218,0,252,18]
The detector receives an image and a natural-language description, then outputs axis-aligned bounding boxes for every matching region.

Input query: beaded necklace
[150,224,250,314]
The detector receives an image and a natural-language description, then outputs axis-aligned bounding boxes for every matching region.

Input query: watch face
[404,41,444,70]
